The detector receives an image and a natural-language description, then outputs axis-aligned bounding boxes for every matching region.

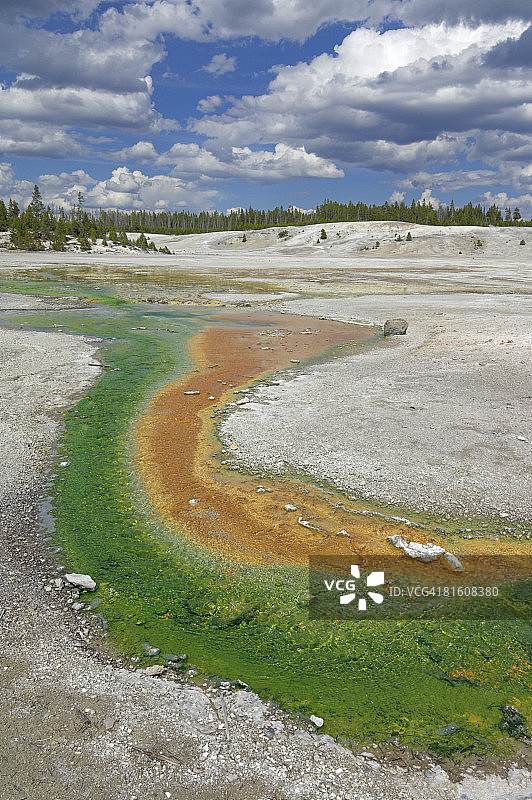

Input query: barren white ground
[222,292,532,522]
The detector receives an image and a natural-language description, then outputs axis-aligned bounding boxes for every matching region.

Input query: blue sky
[0,1,531,214]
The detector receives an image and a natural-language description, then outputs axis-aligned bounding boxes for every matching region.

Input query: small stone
[444,552,464,571]
[257,486,266,493]
[64,573,97,591]
[436,723,458,736]
[145,664,165,676]
[51,577,64,589]
[336,529,350,537]
[208,395,215,400]
[310,715,324,728]
[90,613,108,631]
[183,390,200,395]
[284,504,297,511]
[72,602,84,611]
[142,643,160,656]
[103,717,115,731]
[188,499,200,506]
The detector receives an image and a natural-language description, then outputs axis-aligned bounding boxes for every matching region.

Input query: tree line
[0,184,529,251]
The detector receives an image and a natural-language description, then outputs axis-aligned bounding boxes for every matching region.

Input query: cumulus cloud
[197,95,224,113]
[378,0,530,27]
[0,0,102,22]
[2,1,532,205]
[397,168,498,192]
[0,120,86,159]
[477,190,532,216]
[0,164,220,211]
[388,190,405,204]
[202,54,237,76]
[191,22,530,180]
[418,188,442,208]
[96,0,372,45]
[0,83,170,133]
[113,140,343,182]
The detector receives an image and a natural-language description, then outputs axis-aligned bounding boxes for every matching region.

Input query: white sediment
[221,292,532,522]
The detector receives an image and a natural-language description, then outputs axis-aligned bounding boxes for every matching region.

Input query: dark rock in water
[141,643,160,656]
[500,705,532,742]
[383,319,408,336]
[90,613,108,631]
[165,661,184,670]
[161,653,185,663]
[436,723,458,736]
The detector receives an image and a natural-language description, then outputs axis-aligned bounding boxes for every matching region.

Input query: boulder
[383,318,408,336]
[64,573,97,591]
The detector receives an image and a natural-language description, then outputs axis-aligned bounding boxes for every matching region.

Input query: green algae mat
[1,279,531,759]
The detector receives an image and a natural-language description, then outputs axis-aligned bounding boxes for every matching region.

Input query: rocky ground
[0,275,531,799]
[222,292,532,523]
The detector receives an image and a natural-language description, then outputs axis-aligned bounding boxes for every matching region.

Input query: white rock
[444,552,464,571]
[298,517,320,531]
[387,535,445,562]
[284,504,297,511]
[183,390,200,395]
[310,715,324,728]
[64,573,97,591]
[145,664,165,676]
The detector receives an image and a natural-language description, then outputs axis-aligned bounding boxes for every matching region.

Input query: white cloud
[97,0,373,45]
[0,83,170,134]
[377,0,530,27]
[0,164,220,211]
[197,95,224,113]
[203,54,237,76]
[112,140,343,182]
[398,169,498,192]
[0,0,101,23]
[86,167,218,209]
[190,21,532,187]
[113,141,160,162]
[419,188,442,208]
[477,190,532,216]
[0,120,86,159]
[388,190,405,204]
